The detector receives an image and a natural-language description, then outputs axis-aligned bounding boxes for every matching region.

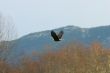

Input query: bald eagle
[51,30,64,41]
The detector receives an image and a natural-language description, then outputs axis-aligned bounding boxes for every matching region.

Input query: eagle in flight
[51,30,64,41]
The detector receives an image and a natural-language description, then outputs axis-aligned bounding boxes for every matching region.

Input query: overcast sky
[0,0,110,37]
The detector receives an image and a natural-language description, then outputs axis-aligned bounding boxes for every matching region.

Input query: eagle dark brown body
[51,30,64,41]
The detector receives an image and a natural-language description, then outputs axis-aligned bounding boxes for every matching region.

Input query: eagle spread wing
[51,30,59,41]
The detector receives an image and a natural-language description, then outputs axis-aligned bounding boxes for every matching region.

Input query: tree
[0,13,17,61]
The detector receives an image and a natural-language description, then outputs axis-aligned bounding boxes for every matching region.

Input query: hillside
[7,25,110,63]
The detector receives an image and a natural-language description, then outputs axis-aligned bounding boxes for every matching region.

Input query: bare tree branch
[0,13,17,61]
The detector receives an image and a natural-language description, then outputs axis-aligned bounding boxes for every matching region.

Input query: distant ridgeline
[7,25,110,64]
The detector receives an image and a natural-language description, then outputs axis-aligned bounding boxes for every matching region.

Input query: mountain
[7,25,110,63]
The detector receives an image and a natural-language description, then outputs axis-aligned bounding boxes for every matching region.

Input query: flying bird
[51,30,64,41]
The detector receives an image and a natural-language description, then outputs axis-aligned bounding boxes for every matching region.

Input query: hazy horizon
[17,24,110,39]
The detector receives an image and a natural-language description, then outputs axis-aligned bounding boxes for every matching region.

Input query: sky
[0,0,110,38]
